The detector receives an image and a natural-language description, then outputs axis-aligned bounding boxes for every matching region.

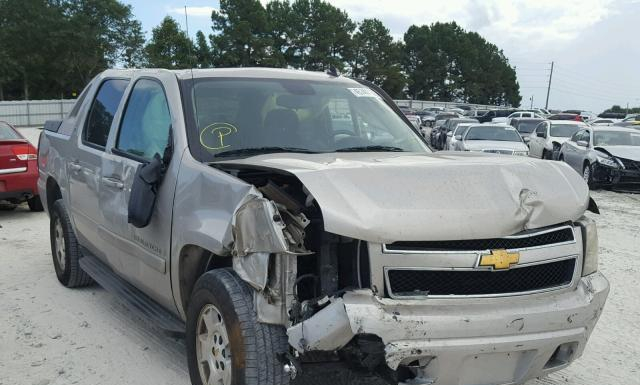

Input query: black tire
[50,200,93,287]
[187,268,290,385]
[583,163,595,189]
[27,195,44,212]
[542,149,553,160]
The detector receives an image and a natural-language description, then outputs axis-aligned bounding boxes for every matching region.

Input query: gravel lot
[1,128,639,385]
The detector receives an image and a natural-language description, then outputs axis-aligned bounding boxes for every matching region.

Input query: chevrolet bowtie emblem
[479,249,520,270]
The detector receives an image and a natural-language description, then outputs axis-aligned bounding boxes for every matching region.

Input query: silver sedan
[454,124,530,155]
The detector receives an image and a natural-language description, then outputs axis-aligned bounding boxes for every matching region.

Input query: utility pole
[530,95,534,109]
[545,61,554,110]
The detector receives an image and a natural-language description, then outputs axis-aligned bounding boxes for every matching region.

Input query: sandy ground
[1,128,639,385]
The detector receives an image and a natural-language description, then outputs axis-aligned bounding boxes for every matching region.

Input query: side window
[83,79,129,148]
[570,130,582,142]
[116,79,171,160]
[535,123,546,134]
[583,130,591,144]
[68,83,92,118]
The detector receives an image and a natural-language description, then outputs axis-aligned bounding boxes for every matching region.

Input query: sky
[126,0,640,113]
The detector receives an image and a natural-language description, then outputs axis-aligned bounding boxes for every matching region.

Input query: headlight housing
[596,154,620,168]
[577,216,598,276]
[513,151,529,156]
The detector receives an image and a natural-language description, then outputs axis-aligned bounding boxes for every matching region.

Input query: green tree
[195,30,213,68]
[403,22,521,106]
[145,16,195,69]
[350,19,406,98]
[210,0,272,67]
[0,0,145,100]
[288,0,355,71]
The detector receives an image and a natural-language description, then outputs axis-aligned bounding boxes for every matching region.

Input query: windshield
[594,131,640,146]
[515,121,540,134]
[550,124,582,137]
[465,125,522,142]
[183,78,428,160]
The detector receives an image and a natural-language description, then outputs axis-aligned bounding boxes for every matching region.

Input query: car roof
[99,67,357,83]
[549,120,587,126]
[591,126,640,133]
[511,118,545,122]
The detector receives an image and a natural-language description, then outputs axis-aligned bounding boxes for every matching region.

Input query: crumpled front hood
[217,152,589,243]
[595,146,640,161]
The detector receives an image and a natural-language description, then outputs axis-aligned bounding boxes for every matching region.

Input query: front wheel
[186,269,290,385]
[583,163,595,189]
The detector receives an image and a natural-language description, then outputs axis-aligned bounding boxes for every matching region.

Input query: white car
[589,118,621,126]
[456,124,529,155]
[446,122,474,150]
[528,120,588,160]
[493,111,545,125]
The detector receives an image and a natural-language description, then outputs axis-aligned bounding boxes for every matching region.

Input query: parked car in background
[0,121,43,211]
[463,109,489,118]
[415,110,436,127]
[455,124,529,155]
[510,118,545,144]
[559,126,640,190]
[446,122,474,150]
[528,108,551,116]
[433,118,478,150]
[589,118,621,126]
[564,110,596,122]
[529,120,587,160]
[597,112,626,119]
[548,113,583,121]
[399,107,421,128]
[422,106,444,112]
[614,115,640,128]
[493,111,545,125]
[477,109,515,123]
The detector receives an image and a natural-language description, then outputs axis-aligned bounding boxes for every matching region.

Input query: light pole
[530,95,534,109]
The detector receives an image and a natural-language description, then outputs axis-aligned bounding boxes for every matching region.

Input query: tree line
[0,0,521,106]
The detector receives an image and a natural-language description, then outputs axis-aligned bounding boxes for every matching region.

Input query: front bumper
[593,163,640,190]
[289,272,609,385]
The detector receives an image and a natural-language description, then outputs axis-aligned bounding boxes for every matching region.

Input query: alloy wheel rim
[54,218,66,271]
[196,304,232,385]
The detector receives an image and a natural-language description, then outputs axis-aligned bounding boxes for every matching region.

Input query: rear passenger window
[116,79,171,160]
[83,79,129,148]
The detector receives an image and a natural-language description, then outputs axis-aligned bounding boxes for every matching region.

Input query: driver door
[529,122,547,158]
[98,77,177,310]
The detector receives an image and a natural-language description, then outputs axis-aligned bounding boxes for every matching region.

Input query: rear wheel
[50,200,93,287]
[27,196,44,212]
[187,268,290,385]
[542,149,553,160]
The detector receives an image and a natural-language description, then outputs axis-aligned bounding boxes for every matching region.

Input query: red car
[0,121,43,211]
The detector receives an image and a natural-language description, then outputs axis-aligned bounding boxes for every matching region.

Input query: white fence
[394,100,501,110]
[0,98,502,128]
[0,99,76,127]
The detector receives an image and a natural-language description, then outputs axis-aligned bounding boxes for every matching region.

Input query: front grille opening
[386,227,574,252]
[387,258,576,297]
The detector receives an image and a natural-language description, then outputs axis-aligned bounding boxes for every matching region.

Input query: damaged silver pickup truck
[38,68,609,385]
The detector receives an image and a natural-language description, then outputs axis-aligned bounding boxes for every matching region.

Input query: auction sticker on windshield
[348,88,379,98]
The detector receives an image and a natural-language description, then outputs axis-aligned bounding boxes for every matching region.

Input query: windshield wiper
[336,145,406,152]
[214,146,318,158]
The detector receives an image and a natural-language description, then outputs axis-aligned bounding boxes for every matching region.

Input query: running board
[79,251,185,335]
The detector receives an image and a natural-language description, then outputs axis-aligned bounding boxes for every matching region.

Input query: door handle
[69,162,82,172]
[102,177,124,190]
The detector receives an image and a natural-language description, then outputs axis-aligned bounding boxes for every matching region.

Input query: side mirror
[447,132,453,137]
[455,135,462,140]
[536,132,546,138]
[577,140,588,147]
[523,136,530,143]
